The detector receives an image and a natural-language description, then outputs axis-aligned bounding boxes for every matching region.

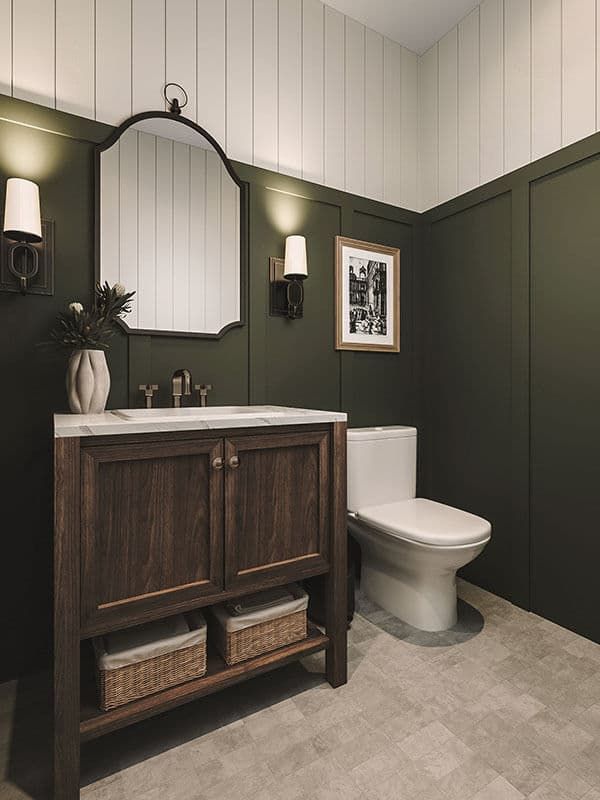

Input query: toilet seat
[356,498,491,547]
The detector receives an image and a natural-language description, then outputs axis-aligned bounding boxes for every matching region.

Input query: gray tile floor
[2,579,600,799]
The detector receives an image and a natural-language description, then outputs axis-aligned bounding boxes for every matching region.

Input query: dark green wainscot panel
[530,156,600,644]
[423,193,514,601]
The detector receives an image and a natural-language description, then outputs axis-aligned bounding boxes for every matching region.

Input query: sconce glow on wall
[269,235,308,319]
[1,177,54,295]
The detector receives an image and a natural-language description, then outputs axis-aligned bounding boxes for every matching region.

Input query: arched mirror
[96,109,245,337]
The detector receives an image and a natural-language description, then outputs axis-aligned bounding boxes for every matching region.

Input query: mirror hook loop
[163,83,188,115]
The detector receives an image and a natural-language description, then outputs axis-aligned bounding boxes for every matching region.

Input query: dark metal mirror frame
[95,110,248,339]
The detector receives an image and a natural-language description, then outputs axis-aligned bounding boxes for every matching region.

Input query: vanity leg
[325,574,348,687]
[54,438,81,799]
[326,421,348,688]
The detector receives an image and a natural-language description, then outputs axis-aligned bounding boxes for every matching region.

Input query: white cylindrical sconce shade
[3,178,42,243]
[284,235,308,278]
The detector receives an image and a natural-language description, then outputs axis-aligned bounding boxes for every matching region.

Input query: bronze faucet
[171,369,192,408]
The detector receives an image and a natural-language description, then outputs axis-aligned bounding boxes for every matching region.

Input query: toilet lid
[356,498,491,547]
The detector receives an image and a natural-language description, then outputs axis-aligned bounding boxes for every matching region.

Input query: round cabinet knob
[228,455,240,470]
[212,457,225,471]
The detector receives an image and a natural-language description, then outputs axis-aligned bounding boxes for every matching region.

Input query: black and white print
[348,257,387,337]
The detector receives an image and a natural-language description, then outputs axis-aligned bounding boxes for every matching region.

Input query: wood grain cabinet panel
[80,439,224,632]
[224,431,330,589]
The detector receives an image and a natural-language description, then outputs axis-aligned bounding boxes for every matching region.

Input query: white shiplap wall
[419,0,600,210]
[100,130,240,334]
[1,0,419,210]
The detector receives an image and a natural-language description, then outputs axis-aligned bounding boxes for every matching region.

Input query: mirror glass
[98,116,242,336]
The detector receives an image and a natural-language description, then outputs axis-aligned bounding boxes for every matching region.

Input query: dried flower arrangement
[49,282,135,351]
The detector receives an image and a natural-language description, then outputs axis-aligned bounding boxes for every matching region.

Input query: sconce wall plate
[269,256,304,319]
[0,218,54,295]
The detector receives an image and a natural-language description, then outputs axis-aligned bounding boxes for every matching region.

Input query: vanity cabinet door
[224,431,330,590]
[80,439,224,634]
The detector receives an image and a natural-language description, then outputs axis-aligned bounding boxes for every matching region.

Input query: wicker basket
[94,611,206,711]
[212,585,308,666]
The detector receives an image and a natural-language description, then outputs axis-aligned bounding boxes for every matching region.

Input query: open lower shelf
[80,624,328,742]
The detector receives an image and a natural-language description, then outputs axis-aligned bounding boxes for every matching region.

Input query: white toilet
[347,426,491,632]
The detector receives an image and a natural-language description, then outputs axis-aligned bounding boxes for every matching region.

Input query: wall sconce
[1,178,54,295]
[269,235,308,319]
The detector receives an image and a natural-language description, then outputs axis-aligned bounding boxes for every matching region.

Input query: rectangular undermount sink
[114,406,289,421]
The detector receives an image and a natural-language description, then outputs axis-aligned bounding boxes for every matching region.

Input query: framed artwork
[334,236,400,352]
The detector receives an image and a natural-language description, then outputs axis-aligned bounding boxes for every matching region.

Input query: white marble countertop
[54,406,347,438]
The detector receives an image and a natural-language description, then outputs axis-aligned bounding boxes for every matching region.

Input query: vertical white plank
[100,143,120,289]
[156,137,174,330]
[119,130,139,327]
[13,0,55,107]
[438,28,458,203]
[324,6,345,190]
[279,0,302,178]
[220,169,239,324]
[597,0,600,130]
[253,0,278,170]
[137,133,157,330]
[172,142,191,331]
[96,0,132,124]
[418,45,439,211]
[365,28,384,201]
[198,0,226,146]
[133,0,165,114]
[234,186,240,320]
[563,0,596,145]
[189,148,206,332]
[227,0,253,163]
[531,0,561,159]
[0,0,11,95]
[56,0,95,117]
[480,0,504,183]
[504,0,531,173]
[302,0,324,184]
[458,8,480,194]
[400,47,418,211]
[383,38,401,206]
[345,17,365,196]
[205,151,222,332]
[166,0,197,122]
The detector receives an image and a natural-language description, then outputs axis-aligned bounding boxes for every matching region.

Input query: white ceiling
[324,0,481,54]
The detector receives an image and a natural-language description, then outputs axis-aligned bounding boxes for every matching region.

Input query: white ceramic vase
[66,349,110,414]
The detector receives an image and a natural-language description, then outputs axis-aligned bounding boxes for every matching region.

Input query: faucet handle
[139,383,159,409]
[194,384,213,407]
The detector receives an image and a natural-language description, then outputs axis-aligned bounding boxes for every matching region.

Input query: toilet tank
[347,426,417,512]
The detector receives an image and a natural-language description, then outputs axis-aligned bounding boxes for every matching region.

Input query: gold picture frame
[335,236,400,352]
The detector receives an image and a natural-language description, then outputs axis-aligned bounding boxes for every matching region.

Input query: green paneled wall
[0,96,420,681]
[422,130,600,640]
[5,85,600,681]
[0,97,121,681]
[530,156,600,643]
[424,194,515,601]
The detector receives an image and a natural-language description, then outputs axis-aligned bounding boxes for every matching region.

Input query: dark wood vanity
[54,413,347,800]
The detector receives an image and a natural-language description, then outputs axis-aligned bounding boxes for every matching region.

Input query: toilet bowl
[348,427,491,632]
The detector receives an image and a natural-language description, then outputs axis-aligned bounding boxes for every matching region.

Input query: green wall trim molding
[0,92,112,144]
[423,125,600,224]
